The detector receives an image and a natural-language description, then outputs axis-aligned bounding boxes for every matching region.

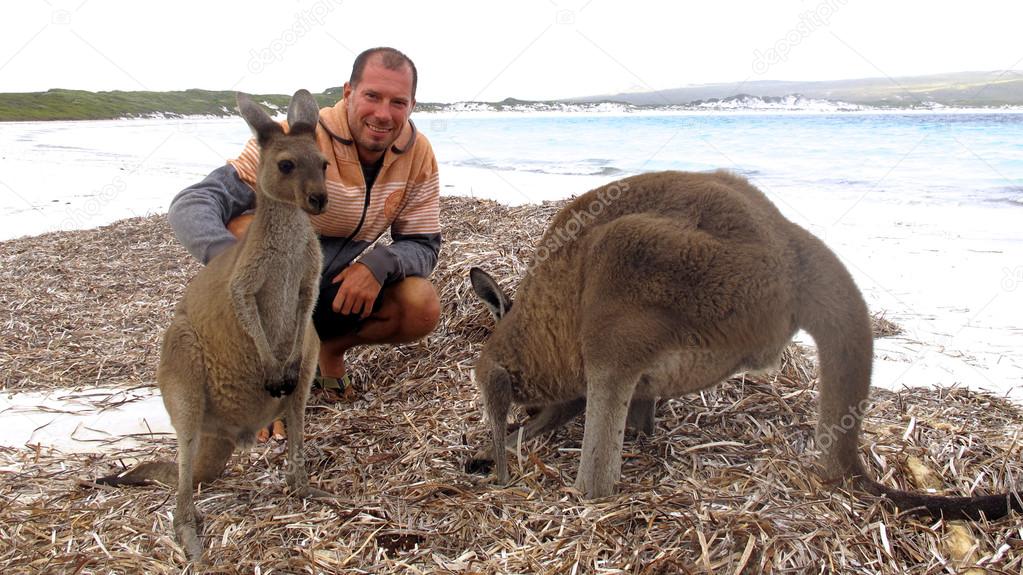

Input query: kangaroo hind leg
[157,318,213,562]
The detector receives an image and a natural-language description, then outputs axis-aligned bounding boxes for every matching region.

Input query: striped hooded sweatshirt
[168,99,441,287]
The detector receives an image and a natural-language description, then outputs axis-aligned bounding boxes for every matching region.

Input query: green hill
[0,88,344,121]
[0,87,451,121]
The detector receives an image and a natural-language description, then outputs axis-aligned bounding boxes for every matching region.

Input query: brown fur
[96,90,332,561]
[470,170,1021,519]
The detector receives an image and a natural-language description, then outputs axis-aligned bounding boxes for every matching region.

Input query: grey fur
[97,90,333,561]
[469,170,1022,519]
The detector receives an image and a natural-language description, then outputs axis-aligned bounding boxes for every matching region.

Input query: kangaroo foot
[287,469,336,499]
[173,508,204,563]
[294,485,339,499]
[574,473,614,500]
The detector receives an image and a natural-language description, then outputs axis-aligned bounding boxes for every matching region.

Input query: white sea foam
[691,94,864,111]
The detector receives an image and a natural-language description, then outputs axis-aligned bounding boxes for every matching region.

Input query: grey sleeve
[167,165,256,264]
[358,232,442,286]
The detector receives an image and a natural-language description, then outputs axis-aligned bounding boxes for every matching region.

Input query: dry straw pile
[1,197,1021,573]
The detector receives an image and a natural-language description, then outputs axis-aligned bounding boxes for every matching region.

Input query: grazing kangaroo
[470,170,1022,519]
[97,90,331,561]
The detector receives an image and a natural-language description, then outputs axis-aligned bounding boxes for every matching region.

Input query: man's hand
[332,263,381,319]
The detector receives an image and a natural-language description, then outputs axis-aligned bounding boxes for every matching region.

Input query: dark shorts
[312,279,386,341]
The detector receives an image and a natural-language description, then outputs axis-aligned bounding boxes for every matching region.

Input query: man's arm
[358,232,441,284]
[168,164,257,264]
[358,170,441,285]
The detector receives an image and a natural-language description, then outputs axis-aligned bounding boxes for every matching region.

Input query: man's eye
[278,160,295,174]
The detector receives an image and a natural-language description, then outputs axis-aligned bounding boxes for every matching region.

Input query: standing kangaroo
[97,90,331,561]
[470,170,1021,519]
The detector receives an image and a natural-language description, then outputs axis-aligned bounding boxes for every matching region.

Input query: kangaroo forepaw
[265,378,298,397]
[465,454,495,475]
[626,398,657,437]
[265,360,302,397]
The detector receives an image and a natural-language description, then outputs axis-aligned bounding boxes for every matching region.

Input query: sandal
[312,373,351,402]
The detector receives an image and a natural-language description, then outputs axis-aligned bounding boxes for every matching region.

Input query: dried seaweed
[1,197,1021,573]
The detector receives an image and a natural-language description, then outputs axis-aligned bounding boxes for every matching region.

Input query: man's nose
[373,102,392,120]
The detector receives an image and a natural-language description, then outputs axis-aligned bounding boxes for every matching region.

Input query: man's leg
[318,276,441,381]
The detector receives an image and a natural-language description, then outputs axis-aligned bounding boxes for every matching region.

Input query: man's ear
[343,82,353,100]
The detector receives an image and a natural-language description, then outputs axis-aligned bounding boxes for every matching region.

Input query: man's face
[344,57,415,165]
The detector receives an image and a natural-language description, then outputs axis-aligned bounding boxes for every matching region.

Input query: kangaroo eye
[322,160,329,171]
[278,160,295,174]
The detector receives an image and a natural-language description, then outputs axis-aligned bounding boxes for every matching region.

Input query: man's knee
[396,277,440,337]
[227,213,254,239]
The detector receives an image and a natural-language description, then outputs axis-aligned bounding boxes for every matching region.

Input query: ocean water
[427,111,1023,207]
[0,111,1021,399]
[0,111,1021,241]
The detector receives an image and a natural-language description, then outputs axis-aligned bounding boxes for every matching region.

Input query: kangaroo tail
[95,461,178,487]
[795,229,1022,520]
[856,477,1023,520]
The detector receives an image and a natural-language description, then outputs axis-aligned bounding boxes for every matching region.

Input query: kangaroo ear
[470,267,513,320]
[237,92,282,145]
[286,89,320,136]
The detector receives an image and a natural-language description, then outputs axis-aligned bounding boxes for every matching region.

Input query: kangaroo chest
[254,246,313,350]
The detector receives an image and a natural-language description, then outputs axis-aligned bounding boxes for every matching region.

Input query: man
[168,47,441,440]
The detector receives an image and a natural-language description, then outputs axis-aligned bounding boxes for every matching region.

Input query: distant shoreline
[3,68,1022,121]
[3,105,1023,124]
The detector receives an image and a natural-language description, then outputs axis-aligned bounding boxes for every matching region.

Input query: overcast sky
[1,0,1019,103]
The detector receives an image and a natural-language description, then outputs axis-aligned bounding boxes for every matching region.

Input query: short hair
[349,47,418,99]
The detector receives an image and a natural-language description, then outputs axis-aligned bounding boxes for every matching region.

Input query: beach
[3,161,1021,453]
[1,113,1022,571]
[2,114,1021,414]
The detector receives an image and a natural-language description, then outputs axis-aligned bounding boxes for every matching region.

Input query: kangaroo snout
[305,191,327,214]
